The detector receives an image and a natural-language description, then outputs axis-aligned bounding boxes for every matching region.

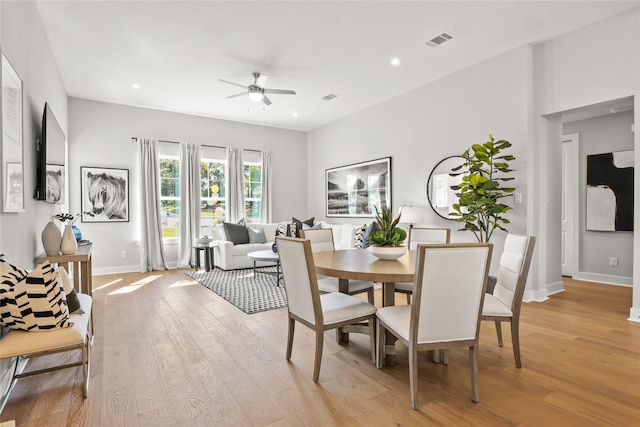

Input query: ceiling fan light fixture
[249,92,263,102]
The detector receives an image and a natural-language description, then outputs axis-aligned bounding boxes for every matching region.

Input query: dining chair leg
[469,344,479,403]
[368,316,376,363]
[494,320,503,347]
[432,349,440,363]
[510,319,522,368]
[406,293,411,305]
[367,288,375,305]
[376,318,385,369]
[286,317,295,360]
[409,345,419,410]
[313,329,324,382]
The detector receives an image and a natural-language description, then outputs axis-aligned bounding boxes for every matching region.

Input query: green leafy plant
[450,134,516,242]
[368,206,407,247]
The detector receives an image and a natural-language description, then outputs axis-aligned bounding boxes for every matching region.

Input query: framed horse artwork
[80,166,129,222]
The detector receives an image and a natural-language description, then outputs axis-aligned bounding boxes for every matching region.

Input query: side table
[193,241,217,271]
[36,243,93,296]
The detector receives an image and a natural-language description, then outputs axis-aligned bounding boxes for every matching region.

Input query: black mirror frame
[426,155,464,221]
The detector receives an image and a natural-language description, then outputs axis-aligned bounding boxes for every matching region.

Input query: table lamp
[400,206,424,229]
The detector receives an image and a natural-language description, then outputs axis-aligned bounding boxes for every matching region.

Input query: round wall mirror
[426,155,466,220]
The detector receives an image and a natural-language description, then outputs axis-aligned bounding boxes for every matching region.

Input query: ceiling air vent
[321,93,338,101]
[426,32,454,47]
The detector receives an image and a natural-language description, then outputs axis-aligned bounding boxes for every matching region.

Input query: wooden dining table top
[313,248,416,283]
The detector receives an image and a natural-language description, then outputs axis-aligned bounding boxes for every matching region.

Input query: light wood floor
[1,271,639,426]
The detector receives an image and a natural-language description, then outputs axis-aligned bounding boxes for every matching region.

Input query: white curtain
[226,147,246,223]
[178,142,201,268]
[260,150,272,223]
[138,138,167,272]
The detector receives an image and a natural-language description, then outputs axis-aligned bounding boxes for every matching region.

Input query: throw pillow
[292,217,314,238]
[363,221,380,249]
[223,222,250,245]
[56,267,84,314]
[237,218,247,227]
[275,221,290,238]
[0,261,72,331]
[248,227,267,244]
[0,257,27,281]
[301,222,322,230]
[353,224,368,249]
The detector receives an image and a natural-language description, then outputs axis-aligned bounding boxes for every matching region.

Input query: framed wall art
[586,150,634,231]
[1,51,24,212]
[80,166,129,222]
[326,157,391,217]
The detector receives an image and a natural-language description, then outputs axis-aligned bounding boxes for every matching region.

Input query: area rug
[186,267,288,314]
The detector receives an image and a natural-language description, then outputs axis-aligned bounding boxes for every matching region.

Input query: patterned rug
[186,266,288,314]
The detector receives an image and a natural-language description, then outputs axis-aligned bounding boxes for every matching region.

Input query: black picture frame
[326,157,391,217]
[80,166,129,222]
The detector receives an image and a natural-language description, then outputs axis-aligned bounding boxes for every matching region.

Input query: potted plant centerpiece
[367,206,408,260]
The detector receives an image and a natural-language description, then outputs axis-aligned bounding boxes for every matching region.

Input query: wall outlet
[514,193,522,204]
[610,257,618,267]
[121,251,127,259]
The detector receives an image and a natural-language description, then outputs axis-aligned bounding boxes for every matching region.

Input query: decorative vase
[272,242,278,253]
[368,245,407,261]
[60,225,78,255]
[72,225,82,241]
[42,221,62,256]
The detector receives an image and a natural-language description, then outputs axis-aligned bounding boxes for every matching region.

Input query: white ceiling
[35,1,639,132]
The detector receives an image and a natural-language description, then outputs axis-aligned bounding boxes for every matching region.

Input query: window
[201,158,226,228]
[159,156,180,238]
[244,162,261,222]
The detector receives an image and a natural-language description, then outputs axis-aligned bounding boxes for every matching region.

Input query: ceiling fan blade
[219,79,248,89]
[262,95,272,106]
[263,89,296,95]
[255,74,269,88]
[226,91,247,99]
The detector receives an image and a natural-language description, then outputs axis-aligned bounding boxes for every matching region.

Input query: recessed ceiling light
[132,83,140,89]
[292,112,299,117]
[390,57,401,67]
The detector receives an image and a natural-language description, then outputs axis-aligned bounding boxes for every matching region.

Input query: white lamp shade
[400,206,424,225]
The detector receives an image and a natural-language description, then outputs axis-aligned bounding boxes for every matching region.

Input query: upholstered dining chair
[395,227,451,304]
[301,228,375,304]
[376,242,492,410]
[276,236,377,382]
[481,234,536,368]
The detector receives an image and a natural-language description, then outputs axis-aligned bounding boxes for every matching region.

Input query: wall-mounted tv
[35,102,66,203]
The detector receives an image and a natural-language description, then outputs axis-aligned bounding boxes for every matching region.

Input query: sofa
[209,220,374,270]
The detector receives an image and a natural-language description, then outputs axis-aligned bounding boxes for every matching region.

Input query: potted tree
[450,134,516,243]
[368,206,408,260]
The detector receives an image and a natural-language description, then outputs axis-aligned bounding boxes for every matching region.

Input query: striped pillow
[0,261,72,331]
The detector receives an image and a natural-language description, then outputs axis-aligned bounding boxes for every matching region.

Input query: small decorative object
[72,225,82,241]
[450,134,516,242]
[272,242,278,253]
[367,206,407,260]
[60,225,77,255]
[41,221,62,256]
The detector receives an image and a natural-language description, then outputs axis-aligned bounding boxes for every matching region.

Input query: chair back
[408,227,451,250]
[300,228,335,253]
[493,234,536,312]
[411,243,493,344]
[276,237,322,326]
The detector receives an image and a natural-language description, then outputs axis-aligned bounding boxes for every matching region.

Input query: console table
[36,244,93,296]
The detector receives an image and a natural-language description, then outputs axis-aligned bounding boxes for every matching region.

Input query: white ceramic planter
[60,225,78,255]
[42,221,62,256]
[368,245,407,261]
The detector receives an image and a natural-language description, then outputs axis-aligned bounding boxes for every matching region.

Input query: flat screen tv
[35,102,66,203]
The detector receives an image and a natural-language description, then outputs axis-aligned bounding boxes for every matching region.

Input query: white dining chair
[376,242,493,409]
[395,227,451,304]
[301,228,375,304]
[276,236,377,382]
[481,234,536,368]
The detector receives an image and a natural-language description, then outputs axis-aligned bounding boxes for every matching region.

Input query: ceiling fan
[219,72,296,106]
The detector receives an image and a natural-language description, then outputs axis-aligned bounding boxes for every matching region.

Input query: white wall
[564,111,635,284]
[308,46,532,276]
[68,98,307,274]
[532,8,639,318]
[0,1,68,268]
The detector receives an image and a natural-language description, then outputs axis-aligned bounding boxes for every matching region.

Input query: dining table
[313,248,416,365]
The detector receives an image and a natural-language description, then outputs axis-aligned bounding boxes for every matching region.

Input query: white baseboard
[93,264,142,275]
[546,280,565,296]
[629,307,640,323]
[523,287,549,302]
[573,272,633,287]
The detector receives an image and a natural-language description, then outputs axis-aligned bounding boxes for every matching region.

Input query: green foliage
[368,206,407,247]
[450,134,516,242]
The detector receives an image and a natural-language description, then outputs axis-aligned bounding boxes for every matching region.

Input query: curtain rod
[130,137,261,152]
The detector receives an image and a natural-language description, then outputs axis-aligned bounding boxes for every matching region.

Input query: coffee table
[247,250,282,285]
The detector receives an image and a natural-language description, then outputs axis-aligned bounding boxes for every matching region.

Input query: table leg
[81,259,90,296]
[383,282,397,366]
[276,261,282,286]
[204,248,211,271]
[194,248,201,270]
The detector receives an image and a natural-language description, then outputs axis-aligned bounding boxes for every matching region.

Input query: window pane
[200,159,226,235]
[244,163,261,221]
[160,157,180,238]
[161,200,180,238]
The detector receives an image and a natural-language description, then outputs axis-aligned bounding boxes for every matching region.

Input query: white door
[561,134,579,277]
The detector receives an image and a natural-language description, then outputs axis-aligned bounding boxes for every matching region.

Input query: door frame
[562,133,580,277]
